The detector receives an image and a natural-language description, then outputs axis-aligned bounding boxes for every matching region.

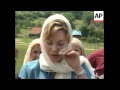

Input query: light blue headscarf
[72,30,82,36]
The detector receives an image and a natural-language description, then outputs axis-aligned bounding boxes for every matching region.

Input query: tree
[63,12,75,29]
[15,25,21,35]
[44,11,53,18]
[82,11,94,25]
[23,19,31,28]
[79,24,89,40]
[71,11,83,19]
[94,22,104,29]
[87,24,95,37]
[36,20,42,27]
[95,28,104,42]
[31,22,36,27]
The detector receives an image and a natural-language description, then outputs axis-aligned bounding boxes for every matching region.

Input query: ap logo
[94,11,104,22]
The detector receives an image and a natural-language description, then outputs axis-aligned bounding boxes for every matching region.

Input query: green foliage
[63,12,75,29]
[71,11,83,19]
[94,22,104,29]
[82,11,94,25]
[36,20,42,27]
[74,20,83,29]
[31,22,36,27]
[87,24,95,36]
[23,19,31,28]
[79,24,89,39]
[15,25,21,35]
[95,28,104,42]
[63,12,75,22]
[44,11,53,18]
[86,36,97,43]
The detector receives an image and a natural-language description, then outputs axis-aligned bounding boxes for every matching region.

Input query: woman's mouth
[51,54,59,56]
[50,54,60,57]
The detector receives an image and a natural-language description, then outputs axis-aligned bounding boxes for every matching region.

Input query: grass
[82,41,104,49]
[15,45,28,74]
[15,36,34,43]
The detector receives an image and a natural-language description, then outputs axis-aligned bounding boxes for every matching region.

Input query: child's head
[71,37,86,56]
[30,44,41,60]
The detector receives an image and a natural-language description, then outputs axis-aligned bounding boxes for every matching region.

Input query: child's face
[30,44,41,60]
[72,45,82,55]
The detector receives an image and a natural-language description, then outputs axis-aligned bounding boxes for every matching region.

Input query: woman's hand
[59,47,88,79]
[59,47,81,70]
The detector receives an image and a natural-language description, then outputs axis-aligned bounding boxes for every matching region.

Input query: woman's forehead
[48,31,67,41]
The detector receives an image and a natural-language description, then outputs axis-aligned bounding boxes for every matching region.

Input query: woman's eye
[58,43,64,46]
[33,51,39,53]
[47,42,52,44]
[74,49,79,51]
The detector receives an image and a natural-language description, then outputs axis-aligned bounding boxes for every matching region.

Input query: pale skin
[44,30,87,79]
[72,45,82,55]
[30,44,41,61]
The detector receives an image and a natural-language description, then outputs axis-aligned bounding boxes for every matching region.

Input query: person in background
[71,37,97,78]
[23,38,41,65]
[72,30,82,40]
[15,48,21,79]
[87,48,104,79]
[18,14,96,79]
[71,37,86,57]
[15,48,18,64]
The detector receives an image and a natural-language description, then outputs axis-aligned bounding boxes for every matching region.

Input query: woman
[19,14,95,79]
[23,38,41,65]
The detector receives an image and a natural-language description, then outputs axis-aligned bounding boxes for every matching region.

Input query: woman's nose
[51,45,59,52]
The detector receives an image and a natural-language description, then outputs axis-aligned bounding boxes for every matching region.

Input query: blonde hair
[72,37,86,57]
[31,44,40,51]
[43,19,70,43]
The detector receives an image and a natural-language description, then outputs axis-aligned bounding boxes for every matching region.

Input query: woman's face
[72,45,82,55]
[30,44,41,60]
[44,30,68,63]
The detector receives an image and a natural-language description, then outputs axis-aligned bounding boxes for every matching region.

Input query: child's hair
[72,37,86,57]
